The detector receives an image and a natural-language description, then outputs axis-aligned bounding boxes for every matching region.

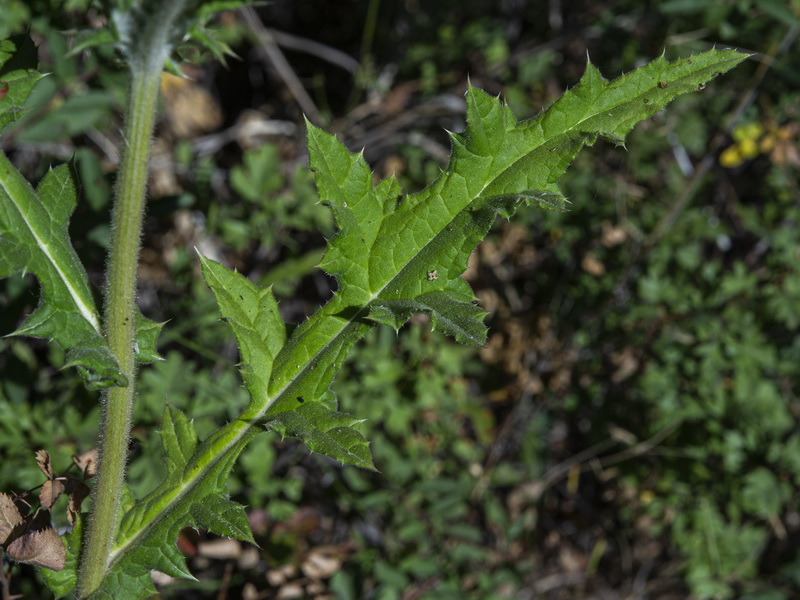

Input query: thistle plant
[0,2,747,598]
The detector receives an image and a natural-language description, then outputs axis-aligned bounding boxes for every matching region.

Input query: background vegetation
[1,0,798,598]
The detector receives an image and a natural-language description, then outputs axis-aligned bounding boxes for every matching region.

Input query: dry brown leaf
[35,449,53,479]
[0,492,24,544]
[610,347,640,383]
[39,479,66,510]
[558,545,587,573]
[6,528,66,571]
[276,583,304,599]
[581,252,605,276]
[301,547,342,580]
[267,563,297,587]
[67,482,91,527]
[601,220,627,247]
[160,72,223,139]
[197,538,242,560]
[72,448,99,478]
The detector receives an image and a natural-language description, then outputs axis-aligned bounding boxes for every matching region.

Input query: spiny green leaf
[369,290,489,346]
[189,494,254,542]
[185,22,238,65]
[200,255,374,468]
[195,49,749,471]
[199,254,287,402]
[0,35,45,134]
[265,401,375,471]
[265,48,748,464]
[0,155,162,385]
[0,160,125,388]
[85,406,257,598]
[134,310,165,363]
[201,49,749,471]
[86,49,747,596]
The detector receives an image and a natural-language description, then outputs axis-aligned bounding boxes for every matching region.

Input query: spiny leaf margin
[78,48,748,598]
[0,35,163,387]
[0,159,126,388]
[199,255,376,470]
[76,406,257,599]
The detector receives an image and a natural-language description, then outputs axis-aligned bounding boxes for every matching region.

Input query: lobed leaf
[265,401,374,471]
[205,49,750,473]
[0,159,126,388]
[369,291,489,346]
[76,405,257,598]
[199,255,376,467]
[80,48,748,596]
[198,255,287,401]
[0,36,163,386]
[257,48,750,430]
[0,157,164,386]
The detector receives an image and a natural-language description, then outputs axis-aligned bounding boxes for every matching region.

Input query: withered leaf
[0,492,24,544]
[39,479,66,510]
[67,482,91,527]
[6,528,66,571]
[35,449,54,479]
[72,448,99,478]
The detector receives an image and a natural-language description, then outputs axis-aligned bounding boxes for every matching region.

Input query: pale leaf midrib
[104,56,725,584]
[0,168,101,333]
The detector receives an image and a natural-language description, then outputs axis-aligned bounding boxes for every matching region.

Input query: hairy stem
[75,63,161,598]
[72,3,196,595]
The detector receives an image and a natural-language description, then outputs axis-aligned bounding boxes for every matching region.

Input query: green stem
[74,3,195,591]
[75,64,160,599]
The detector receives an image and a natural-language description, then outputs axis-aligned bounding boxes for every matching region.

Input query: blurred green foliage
[223,143,333,251]
[1,1,799,599]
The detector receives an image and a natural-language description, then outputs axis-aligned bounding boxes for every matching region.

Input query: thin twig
[267,29,360,74]
[240,7,322,123]
[596,419,682,469]
[510,419,683,506]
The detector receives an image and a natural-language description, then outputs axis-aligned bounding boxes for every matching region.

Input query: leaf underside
[57,48,748,598]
